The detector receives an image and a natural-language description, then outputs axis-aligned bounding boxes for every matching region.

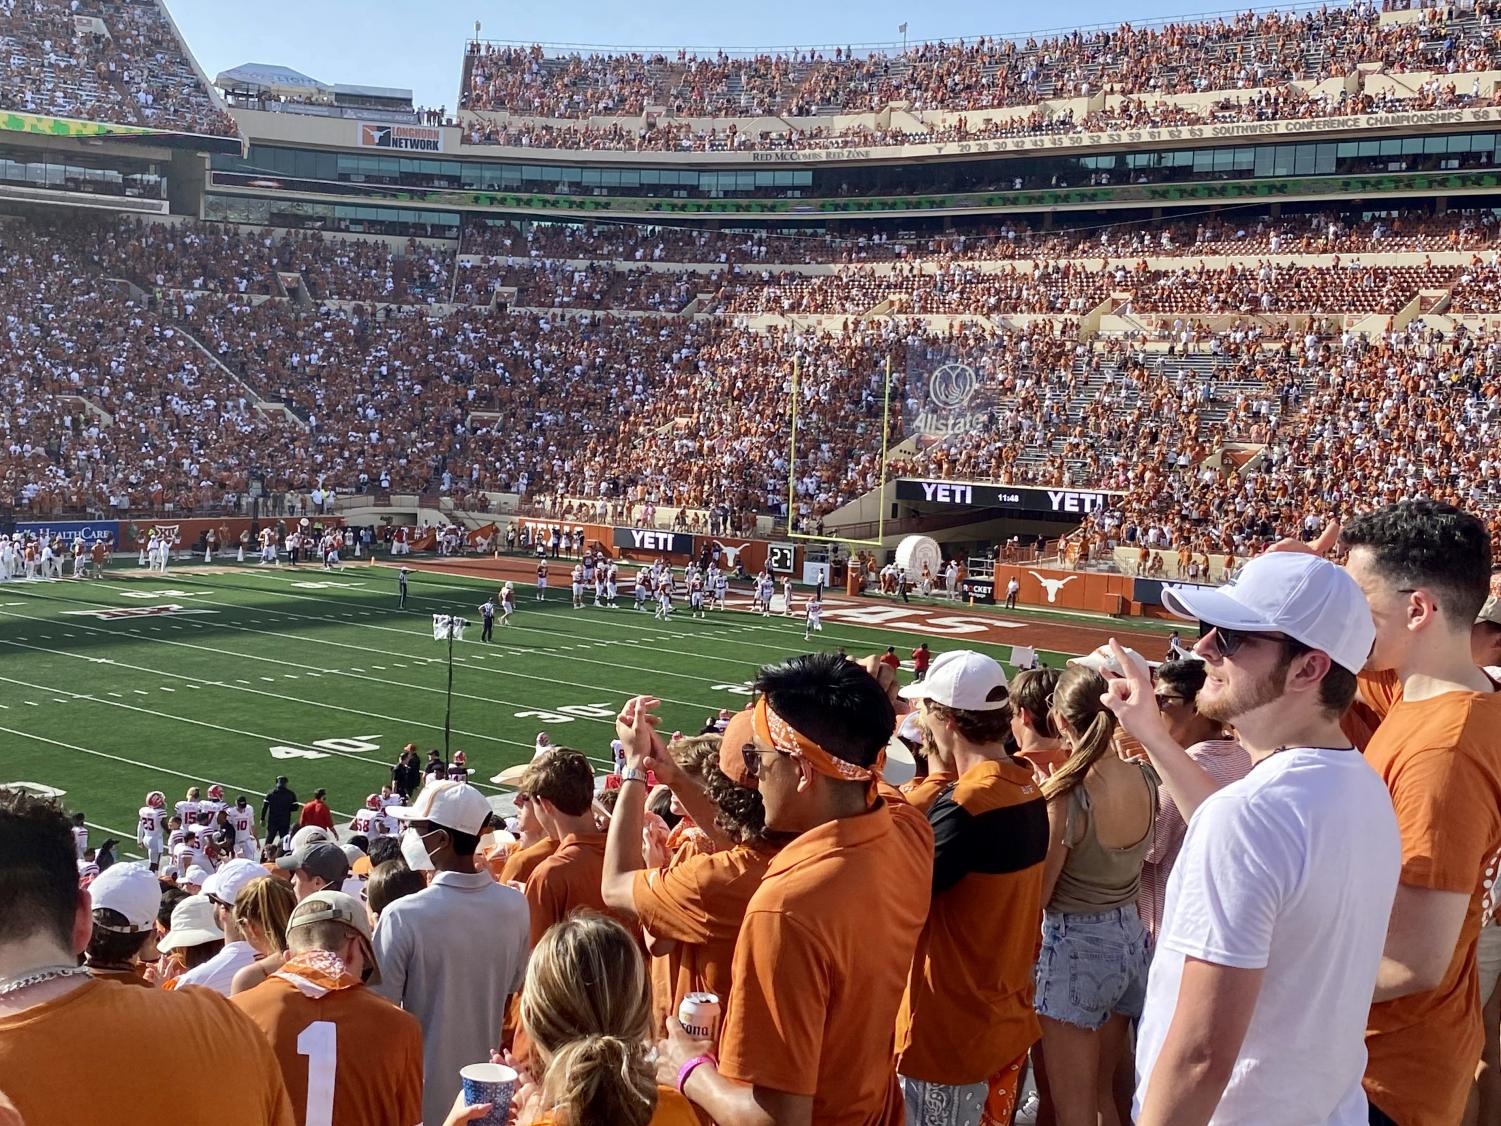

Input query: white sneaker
[1015,1091,1041,1125]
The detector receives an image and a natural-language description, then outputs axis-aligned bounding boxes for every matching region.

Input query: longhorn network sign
[894,479,1117,518]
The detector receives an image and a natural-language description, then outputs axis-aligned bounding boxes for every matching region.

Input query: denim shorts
[1034,906,1150,1030]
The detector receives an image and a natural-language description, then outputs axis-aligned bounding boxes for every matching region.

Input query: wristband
[619,767,649,785]
[676,1052,717,1094]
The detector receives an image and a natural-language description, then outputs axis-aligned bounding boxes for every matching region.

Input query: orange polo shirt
[525,831,639,946]
[632,842,775,1033]
[494,836,556,885]
[895,758,1049,1084]
[718,786,933,1125]
[899,771,957,814]
[0,979,293,1125]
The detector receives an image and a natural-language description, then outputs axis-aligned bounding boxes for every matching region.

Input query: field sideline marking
[9,584,741,713]
[0,619,537,755]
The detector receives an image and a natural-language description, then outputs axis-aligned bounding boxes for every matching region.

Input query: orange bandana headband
[752,696,883,788]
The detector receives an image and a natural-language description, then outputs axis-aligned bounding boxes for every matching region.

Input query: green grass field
[0,563,1083,859]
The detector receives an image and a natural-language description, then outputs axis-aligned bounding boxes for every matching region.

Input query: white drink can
[678,991,722,1042]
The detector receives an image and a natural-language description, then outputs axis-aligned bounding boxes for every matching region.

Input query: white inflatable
[895,535,943,581]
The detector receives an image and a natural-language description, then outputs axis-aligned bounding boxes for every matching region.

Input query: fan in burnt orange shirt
[0,789,294,1126]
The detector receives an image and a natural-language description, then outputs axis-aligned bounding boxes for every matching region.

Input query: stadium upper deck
[457,2,1501,153]
[0,0,235,137]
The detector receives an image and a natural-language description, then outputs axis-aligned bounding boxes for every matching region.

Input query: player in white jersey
[153,530,172,573]
[571,563,585,609]
[713,568,728,610]
[655,575,675,620]
[39,541,56,579]
[781,576,795,616]
[804,594,824,641]
[501,581,516,626]
[689,572,706,619]
[138,791,167,870]
[70,812,88,859]
[605,563,619,608]
[352,794,384,838]
[0,536,13,581]
[228,796,260,860]
[756,572,775,618]
[71,540,87,578]
[258,526,278,564]
[175,787,201,826]
[197,784,227,825]
[634,568,650,611]
[582,555,595,588]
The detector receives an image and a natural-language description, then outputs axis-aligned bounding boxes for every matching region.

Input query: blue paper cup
[460,1063,517,1126]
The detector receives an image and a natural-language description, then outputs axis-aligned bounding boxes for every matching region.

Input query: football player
[138,791,167,870]
[229,795,260,860]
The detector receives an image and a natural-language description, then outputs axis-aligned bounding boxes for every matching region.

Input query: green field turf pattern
[0,566,1082,855]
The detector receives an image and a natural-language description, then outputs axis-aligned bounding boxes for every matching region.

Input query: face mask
[399,827,436,871]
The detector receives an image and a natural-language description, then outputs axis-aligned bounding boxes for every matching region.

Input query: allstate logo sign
[927,362,978,410]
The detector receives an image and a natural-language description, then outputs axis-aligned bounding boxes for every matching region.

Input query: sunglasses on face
[1197,622,1294,659]
[1154,693,1190,709]
[740,743,792,781]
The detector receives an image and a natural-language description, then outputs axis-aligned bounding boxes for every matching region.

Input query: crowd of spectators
[8,210,1501,547]
[0,0,237,135]
[458,3,1499,152]
[8,514,1501,1123]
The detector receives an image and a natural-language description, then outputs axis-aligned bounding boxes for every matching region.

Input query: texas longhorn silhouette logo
[1028,571,1077,604]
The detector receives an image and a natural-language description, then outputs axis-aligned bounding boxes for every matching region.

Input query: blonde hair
[1040,666,1119,802]
[233,876,296,954]
[520,914,657,1126]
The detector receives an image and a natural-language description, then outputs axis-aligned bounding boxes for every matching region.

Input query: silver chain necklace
[0,964,90,995]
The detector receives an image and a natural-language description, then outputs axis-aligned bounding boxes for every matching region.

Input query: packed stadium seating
[7,203,1501,556]
[0,0,236,135]
[459,4,1501,151]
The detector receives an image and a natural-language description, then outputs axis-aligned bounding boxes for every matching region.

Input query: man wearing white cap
[169,859,268,996]
[1104,551,1402,1125]
[85,863,162,986]
[374,781,530,1126]
[895,652,1049,1125]
[232,891,423,1126]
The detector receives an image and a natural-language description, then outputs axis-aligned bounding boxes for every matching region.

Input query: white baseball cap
[157,894,224,952]
[202,858,265,905]
[179,865,212,888]
[898,651,1010,711]
[288,825,336,851]
[1069,644,1153,678]
[1162,552,1375,675]
[386,780,494,836]
[90,863,162,932]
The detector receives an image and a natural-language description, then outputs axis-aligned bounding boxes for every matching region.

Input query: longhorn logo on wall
[1029,571,1078,604]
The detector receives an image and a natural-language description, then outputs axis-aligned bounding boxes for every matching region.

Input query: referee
[478,598,495,642]
[398,566,411,608]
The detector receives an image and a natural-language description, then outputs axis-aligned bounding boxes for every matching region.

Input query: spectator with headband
[1338,502,1501,1126]
[0,789,294,1125]
[1103,551,1401,1123]
[601,716,783,1035]
[375,780,529,1126]
[233,890,423,1126]
[655,652,933,1125]
[894,652,1049,1126]
[1135,659,1251,943]
[1032,664,1159,1126]
[83,862,162,987]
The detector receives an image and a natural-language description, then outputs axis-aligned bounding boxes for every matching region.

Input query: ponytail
[1040,667,1119,802]
[539,1035,657,1126]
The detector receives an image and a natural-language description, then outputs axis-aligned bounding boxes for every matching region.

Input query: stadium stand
[0,0,236,135]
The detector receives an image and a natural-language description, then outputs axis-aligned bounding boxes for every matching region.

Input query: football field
[0,563,1083,858]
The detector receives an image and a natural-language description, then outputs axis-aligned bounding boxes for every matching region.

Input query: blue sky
[165,0,1271,113]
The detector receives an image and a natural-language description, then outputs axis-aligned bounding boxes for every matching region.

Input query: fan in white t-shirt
[1103,553,1402,1126]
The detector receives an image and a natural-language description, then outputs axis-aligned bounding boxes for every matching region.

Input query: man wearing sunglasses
[654,652,933,1126]
[1105,551,1402,1126]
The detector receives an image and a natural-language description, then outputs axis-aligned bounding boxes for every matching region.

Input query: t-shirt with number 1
[231,975,423,1126]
